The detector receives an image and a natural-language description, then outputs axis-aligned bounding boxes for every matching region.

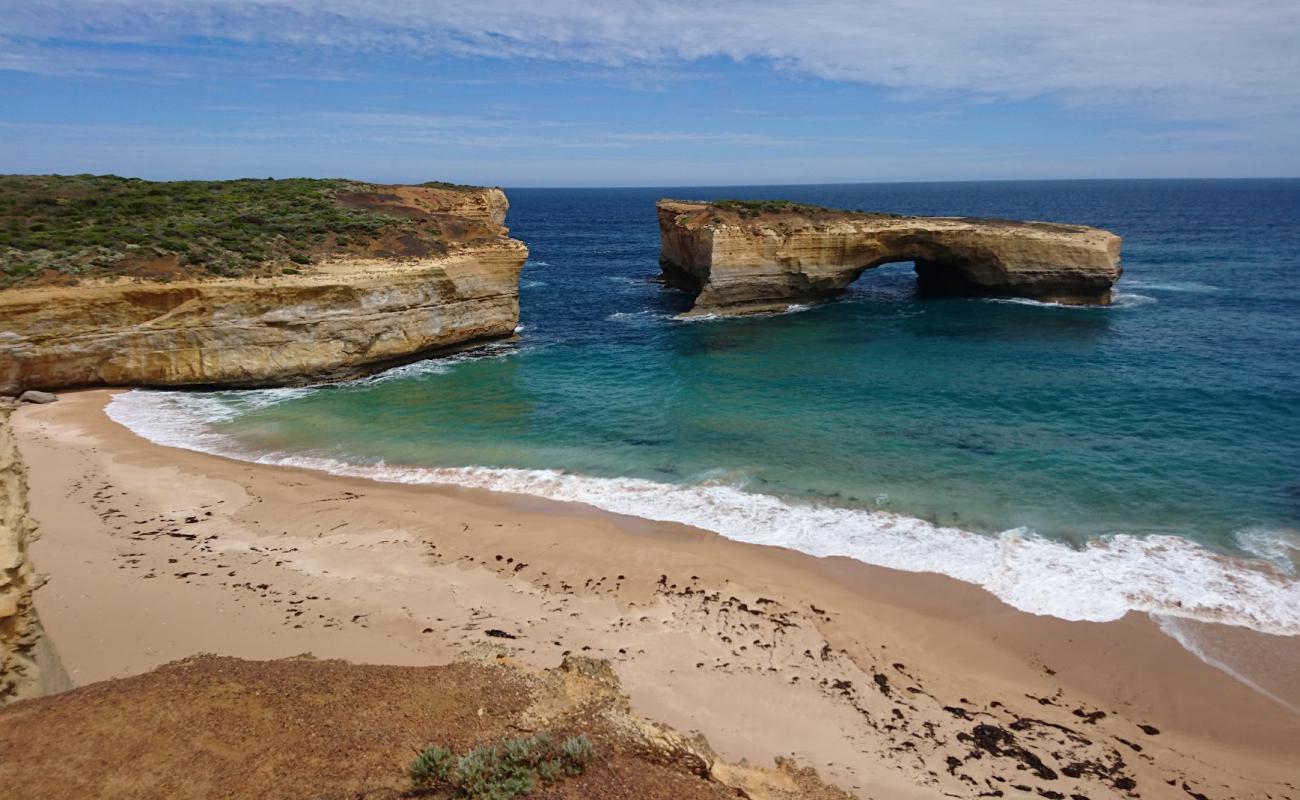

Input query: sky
[1,1,1298,186]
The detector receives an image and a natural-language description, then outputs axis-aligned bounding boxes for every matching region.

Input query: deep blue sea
[110,180,1300,634]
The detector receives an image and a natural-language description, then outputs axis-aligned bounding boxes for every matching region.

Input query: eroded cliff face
[0,404,63,704]
[0,187,528,393]
[658,200,1122,316]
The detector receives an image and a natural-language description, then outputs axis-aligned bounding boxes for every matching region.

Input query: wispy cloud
[4,0,1298,120]
[3,2,1298,183]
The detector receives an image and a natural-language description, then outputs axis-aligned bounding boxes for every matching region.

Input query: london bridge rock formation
[657,200,1122,316]
[0,178,527,393]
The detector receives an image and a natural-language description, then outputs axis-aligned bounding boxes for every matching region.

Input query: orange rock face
[657,200,1122,316]
[0,188,527,393]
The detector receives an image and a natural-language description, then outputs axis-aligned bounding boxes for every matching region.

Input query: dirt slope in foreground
[0,652,849,800]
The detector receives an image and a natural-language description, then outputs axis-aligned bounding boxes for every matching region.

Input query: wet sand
[12,390,1300,799]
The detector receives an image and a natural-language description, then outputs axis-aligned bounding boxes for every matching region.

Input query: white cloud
[3,0,1298,120]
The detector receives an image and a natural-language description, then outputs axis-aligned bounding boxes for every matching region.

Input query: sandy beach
[11,390,1300,799]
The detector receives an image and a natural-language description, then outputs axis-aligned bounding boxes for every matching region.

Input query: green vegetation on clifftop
[0,174,479,286]
[708,198,898,219]
[711,199,833,215]
[410,732,594,799]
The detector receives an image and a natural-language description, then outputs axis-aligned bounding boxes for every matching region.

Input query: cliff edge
[658,199,1122,316]
[0,178,528,392]
[0,403,66,703]
[0,652,851,799]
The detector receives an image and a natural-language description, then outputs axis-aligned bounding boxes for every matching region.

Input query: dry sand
[11,390,1300,799]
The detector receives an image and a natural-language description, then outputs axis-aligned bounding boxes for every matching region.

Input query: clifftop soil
[0,652,850,800]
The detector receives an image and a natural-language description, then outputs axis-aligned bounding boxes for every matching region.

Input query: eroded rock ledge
[658,200,1122,316]
[0,184,528,393]
[0,403,66,704]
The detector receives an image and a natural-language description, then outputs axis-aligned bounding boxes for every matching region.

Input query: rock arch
[656,200,1122,316]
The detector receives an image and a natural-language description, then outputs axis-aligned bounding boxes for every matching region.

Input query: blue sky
[2,1,1298,186]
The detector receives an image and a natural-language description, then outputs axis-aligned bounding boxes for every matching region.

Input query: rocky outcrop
[0,404,65,704]
[658,200,1122,316]
[0,186,528,393]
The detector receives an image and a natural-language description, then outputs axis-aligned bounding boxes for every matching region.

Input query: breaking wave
[105,390,1300,638]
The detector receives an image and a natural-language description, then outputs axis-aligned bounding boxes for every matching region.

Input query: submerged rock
[657,199,1122,316]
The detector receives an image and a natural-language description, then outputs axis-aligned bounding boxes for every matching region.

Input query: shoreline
[106,380,1300,636]
[12,390,1300,798]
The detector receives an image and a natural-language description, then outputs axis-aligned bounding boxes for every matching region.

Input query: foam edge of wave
[104,390,1300,638]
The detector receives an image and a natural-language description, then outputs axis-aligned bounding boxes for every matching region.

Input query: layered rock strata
[657,200,1122,316]
[0,404,65,703]
[0,186,527,393]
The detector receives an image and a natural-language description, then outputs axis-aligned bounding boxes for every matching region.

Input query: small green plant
[536,758,562,784]
[408,732,595,799]
[410,745,456,788]
[560,734,593,775]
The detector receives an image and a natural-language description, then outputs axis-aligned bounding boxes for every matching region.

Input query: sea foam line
[105,391,1300,637]
[984,292,1156,309]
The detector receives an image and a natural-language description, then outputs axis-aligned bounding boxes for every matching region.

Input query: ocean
[108,179,1300,635]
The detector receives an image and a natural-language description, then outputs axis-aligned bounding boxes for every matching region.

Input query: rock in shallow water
[657,199,1122,316]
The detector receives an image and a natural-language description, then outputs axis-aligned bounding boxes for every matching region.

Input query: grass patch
[0,174,475,286]
[409,733,594,799]
[711,198,833,215]
[710,198,899,219]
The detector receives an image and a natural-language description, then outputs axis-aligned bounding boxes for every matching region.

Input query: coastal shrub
[0,174,461,286]
[410,745,456,787]
[713,198,831,216]
[709,198,902,219]
[408,732,594,798]
[560,734,593,774]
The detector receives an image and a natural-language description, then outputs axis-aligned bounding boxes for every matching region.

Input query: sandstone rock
[657,200,1122,316]
[16,391,56,405]
[0,187,528,393]
[0,407,69,703]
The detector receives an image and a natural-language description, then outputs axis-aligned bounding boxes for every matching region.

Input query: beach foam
[105,389,1300,637]
[985,292,1156,309]
[1123,280,1221,294]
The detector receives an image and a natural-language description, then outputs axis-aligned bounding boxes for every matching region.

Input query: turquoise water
[110,180,1300,631]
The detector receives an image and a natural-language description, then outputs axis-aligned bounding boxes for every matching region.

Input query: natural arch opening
[837,244,1004,302]
[655,199,1123,317]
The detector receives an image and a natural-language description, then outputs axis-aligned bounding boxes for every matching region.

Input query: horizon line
[5,173,1299,189]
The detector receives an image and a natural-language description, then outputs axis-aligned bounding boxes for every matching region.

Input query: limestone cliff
[658,200,1122,316]
[0,404,65,703]
[0,184,528,393]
